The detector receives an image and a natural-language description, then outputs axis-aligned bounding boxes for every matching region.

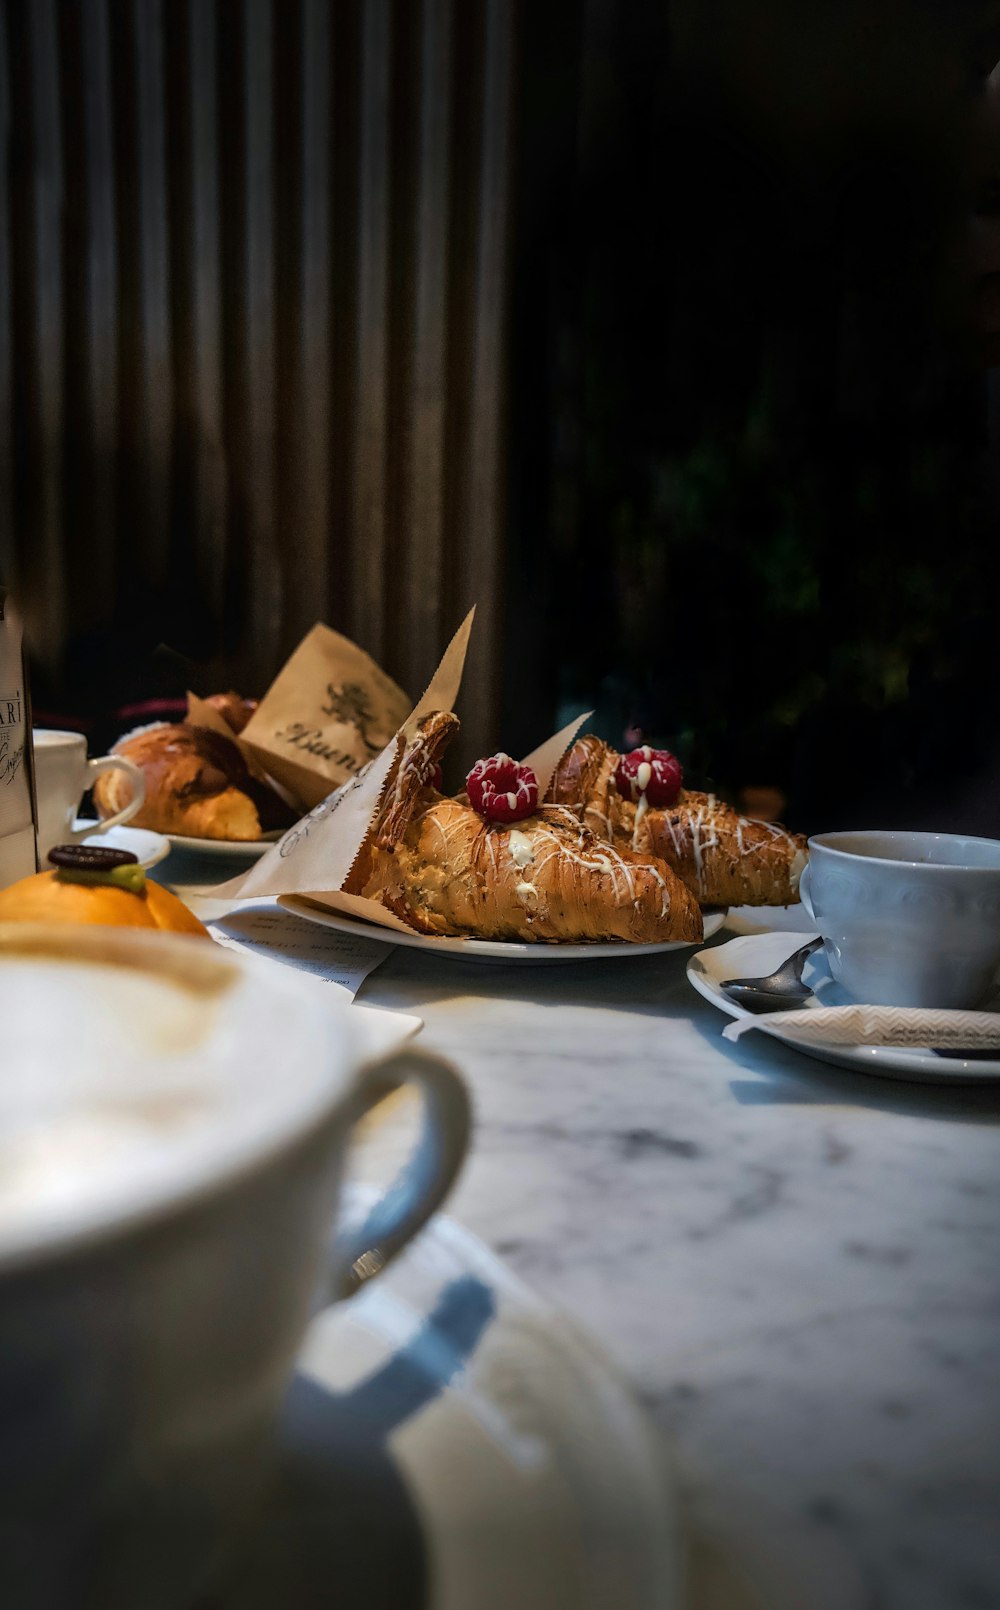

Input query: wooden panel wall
[0,0,516,754]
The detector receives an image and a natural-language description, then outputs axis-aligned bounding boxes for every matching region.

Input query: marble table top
[347,932,1000,1610]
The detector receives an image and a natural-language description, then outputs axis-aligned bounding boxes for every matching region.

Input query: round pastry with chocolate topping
[0,848,207,934]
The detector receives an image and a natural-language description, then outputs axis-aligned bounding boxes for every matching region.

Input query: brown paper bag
[209,611,474,917]
[237,626,414,809]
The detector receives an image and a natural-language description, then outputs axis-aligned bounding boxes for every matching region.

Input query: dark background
[509,0,1000,832]
[4,0,1000,830]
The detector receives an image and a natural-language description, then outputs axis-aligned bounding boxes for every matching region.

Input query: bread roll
[92,722,292,841]
[202,691,258,735]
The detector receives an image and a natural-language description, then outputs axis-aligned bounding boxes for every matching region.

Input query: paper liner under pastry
[521,711,593,799]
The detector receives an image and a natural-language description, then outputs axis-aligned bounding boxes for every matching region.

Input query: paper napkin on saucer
[723,1004,1000,1050]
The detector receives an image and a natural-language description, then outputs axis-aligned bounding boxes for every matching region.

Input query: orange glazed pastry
[0,845,208,937]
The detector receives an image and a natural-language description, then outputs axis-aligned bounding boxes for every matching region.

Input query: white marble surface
[346,935,1000,1610]
[170,859,1000,1610]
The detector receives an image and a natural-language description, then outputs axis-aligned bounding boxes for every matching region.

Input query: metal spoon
[721,937,824,1013]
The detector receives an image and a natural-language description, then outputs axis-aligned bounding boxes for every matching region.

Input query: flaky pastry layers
[548,734,807,907]
[346,713,703,944]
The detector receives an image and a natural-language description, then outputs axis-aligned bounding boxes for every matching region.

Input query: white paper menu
[206,900,396,1004]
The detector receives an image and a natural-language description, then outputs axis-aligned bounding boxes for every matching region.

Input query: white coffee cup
[800,829,1000,1008]
[32,728,146,862]
[0,924,470,1610]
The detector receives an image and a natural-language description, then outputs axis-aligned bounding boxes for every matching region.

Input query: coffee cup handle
[798,862,815,919]
[81,756,147,835]
[327,1049,471,1301]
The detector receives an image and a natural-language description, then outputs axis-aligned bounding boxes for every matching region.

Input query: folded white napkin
[722,1005,1000,1050]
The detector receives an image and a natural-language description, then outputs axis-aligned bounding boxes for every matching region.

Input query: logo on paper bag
[0,690,23,786]
[273,682,391,778]
[321,681,385,755]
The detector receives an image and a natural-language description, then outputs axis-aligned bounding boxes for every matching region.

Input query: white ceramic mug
[800,829,1000,1008]
[0,924,470,1610]
[32,728,146,862]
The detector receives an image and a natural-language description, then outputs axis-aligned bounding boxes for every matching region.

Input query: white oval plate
[210,1192,679,1610]
[165,830,281,860]
[278,894,725,964]
[688,929,1000,1083]
[74,819,170,871]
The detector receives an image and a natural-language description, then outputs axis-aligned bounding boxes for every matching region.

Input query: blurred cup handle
[798,863,815,919]
[82,755,146,836]
[327,1049,471,1302]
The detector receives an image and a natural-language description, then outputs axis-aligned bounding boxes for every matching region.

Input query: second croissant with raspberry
[548,735,807,907]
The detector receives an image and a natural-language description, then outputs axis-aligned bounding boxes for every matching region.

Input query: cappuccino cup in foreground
[0,924,469,1610]
[800,830,1000,1009]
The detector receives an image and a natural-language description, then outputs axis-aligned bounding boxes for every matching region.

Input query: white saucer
[278,894,726,965]
[73,819,170,871]
[688,930,1000,1083]
[209,1199,678,1610]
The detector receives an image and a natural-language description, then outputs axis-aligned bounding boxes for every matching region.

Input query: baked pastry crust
[92,722,292,841]
[549,734,807,907]
[348,713,703,943]
[203,691,258,734]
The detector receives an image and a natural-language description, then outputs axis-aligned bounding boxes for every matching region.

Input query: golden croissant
[346,713,703,944]
[548,734,807,907]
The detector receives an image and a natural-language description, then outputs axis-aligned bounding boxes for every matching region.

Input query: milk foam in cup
[0,924,470,1610]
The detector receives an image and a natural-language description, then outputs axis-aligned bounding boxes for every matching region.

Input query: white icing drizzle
[631,791,649,852]
[427,811,454,856]
[662,811,685,858]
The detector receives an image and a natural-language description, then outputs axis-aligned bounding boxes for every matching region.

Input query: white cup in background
[800,829,1000,1008]
[0,924,470,1610]
[32,727,146,863]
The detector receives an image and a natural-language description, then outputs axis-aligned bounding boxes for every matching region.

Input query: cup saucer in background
[688,929,1000,1083]
[73,818,170,871]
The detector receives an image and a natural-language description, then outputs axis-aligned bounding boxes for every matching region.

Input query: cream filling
[508,830,534,869]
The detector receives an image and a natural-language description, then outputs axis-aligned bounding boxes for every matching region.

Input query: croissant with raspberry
[345,713,703,944]
[548,734,806,908]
